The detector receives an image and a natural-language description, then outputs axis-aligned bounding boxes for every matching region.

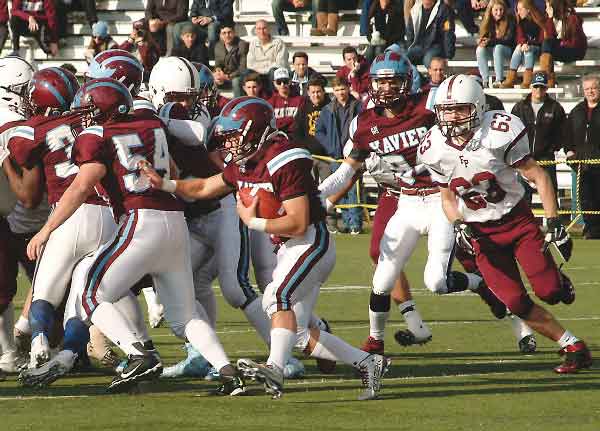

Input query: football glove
[543,217,573,262]
[453,219,475,255]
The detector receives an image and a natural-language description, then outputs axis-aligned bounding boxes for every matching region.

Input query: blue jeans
[476,44,512,83]
[331,163,363,231]
[407,44,443,68]
[360,0,373,36]
[510,45,540,70]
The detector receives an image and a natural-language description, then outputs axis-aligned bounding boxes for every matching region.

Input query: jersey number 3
[449,172,507,210]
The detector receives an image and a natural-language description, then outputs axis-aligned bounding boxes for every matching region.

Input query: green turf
[2,236,599,431]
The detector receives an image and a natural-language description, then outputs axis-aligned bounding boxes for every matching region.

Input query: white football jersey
[418,110,529,222]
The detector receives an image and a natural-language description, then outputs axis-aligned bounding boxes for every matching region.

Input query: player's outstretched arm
[318,157,363,204]
[2,159,43,209]
[237,193,310,238]
[27,162,107,260]
[517,158,558,218]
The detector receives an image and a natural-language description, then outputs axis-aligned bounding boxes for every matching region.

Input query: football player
[143,96,390,400]
[418,74,591,373]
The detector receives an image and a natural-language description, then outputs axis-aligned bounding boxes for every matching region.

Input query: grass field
[2,235,599,431]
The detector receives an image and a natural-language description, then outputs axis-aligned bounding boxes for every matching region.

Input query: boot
[310,12,327,36]
[500,69,517,88]
[520,69,533,88]
[325,13,338,36]
[539,53,556,87]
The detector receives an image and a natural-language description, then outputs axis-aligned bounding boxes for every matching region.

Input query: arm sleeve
[145,0,156,20]
[406,11,415,44]
[317,161,357,197]
[502,123,530,167]
[11,1,32,22]
[73,133,108,166]
[275,40,288,69]
[441,7,456,59]
[272,157,312,201]
[221,162,237,188]
[175,0,189,22]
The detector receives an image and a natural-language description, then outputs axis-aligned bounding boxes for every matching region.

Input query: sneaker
[237,358,284,399]
[518,334,537,354]
[350,228,361,236]
[316,318,336,374]
[148,304,165,329]
[327,227,338,234]
[558,270,575,305]
[394,329,432,347]
[283,357,305,379]
[361,336,384,355]
[554,341,592,374]
[357,354,391,401]
[476,280,507,320]
[214,374,247,396]
[19,350,77,387]
[161,343,211,378]
[29,333,50,369]
[107,348,163,393]
[0,350,27,373]
[14,328,31,357]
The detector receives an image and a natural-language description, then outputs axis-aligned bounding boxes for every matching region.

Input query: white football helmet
[148,56,200,109]
[434,74,485,138]
[0,56,35,112]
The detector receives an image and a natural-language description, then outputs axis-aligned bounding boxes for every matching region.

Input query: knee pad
[295,326,310,351]
[424,271,448,295]
[509,295,535,319]
[369,291,391,312]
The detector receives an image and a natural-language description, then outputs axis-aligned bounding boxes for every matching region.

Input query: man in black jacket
[145,0,188,55]
[512,72,567,194]
[565,74,600,239]
[214,25,248,97]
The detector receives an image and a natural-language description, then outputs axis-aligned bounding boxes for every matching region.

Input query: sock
[14,315,31,335]
[465,273,483,291]
[63,318,90,355]
[266,327,296,370]
[311,330,369,367]
[508,312,534,341]
[29,299,55,339]
[0,303,16,355]
[558,330,579,348]
[142,287,160,309]
[242,296,271,346]
[114,294,150,343]
[88,324,113,360]
[369,292,390,340]
[185,318,230,371]
[90,302,141,356]
[398,300,431,338]
[446,271,471,293]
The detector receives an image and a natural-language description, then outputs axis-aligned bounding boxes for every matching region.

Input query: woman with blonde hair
[476,0,516,87]
[501,0,545,88]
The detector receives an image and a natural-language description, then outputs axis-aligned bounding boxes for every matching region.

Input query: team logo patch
[370,125,380,135]
[459,155,469,167]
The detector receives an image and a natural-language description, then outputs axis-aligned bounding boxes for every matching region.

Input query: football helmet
[148,56,200,110]
[192,62,217,111]
[209,96,277,165]
[71,77,133,127]
[434,74,485,138]
[87,49,144,96]
[368,51,413,106]
[22,67,80,117]
[0,56,35,112]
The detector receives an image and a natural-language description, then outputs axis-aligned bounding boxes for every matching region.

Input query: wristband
[162,179,177,193]
[325,198,334,212]
[248,217,267,231]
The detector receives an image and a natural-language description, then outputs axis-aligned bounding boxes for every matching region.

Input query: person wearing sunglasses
[267,68,304,135]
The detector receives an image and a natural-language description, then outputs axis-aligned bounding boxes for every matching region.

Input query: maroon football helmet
[209,96,277,164]
[22,67,80,117]
[87,49,144,96]
[71,77,133,127]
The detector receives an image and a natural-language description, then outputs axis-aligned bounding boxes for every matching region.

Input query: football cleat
[361,336,384,354]
[394,329,432,347]
[148,304,165,329]
[554,341,592,374]
[161,343,211,378]
[213,375,247,396]
[558,269,575,305]
[476,280,507,320]
[29,333,50,369]
[14,328,31,357]
[316,318,336,374]
[518,334,537,354]
[87,339,120,368]
[19,350,77,387]
[357,354,391,401]
[237,358,284,399]
[107,348,163,393]
[0,350,28,373]
[283,357,305,379]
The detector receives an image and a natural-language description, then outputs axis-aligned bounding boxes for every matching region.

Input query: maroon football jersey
[209,94,231,118]
[349,91,436,190]
[73,115,183,213]
[267,93,304,135]
[8,113,107,206]
[222,135,325,225]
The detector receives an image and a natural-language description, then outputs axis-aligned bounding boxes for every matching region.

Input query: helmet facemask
[213,119,271,165]
[165,90,201,118]
[435,103,480,138]
[369,75,410,107]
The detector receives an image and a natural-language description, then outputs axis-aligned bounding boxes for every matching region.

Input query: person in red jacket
[540,0,587,87]
[10,0,58,56]
[0,1,8,56]
[335,47,370,101]
[267,68,305,135]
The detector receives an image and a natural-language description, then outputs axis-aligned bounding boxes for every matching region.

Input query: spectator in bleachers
[170,22,208,64]
[268,68,305,134]
[243,72,270,99]
[84,21,118,64]
[56,0,97,40]
[426,56,447,87]
[145,0,188,56]
[314,0,360,36]
[501,0,545,88]
[405,0,456,67]
[0,1,8,56]
[290,51,324,96]
[272,0,318,36]
[336,46,370,101]
[565,74,600,239]
[247,19,288,89]
[60,62,77,75]
[316,76,364,234]
[175,0,234,55]
[213,25,248,98]
[365,0,406,62]
[294,77,330,153]
[476,0,516,88]
[540,0,587,87]
[511,71,566,197]
[10,0,59,56]
[120,20,162,83]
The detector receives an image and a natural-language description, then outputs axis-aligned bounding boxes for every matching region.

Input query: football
[238,187,286,219]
